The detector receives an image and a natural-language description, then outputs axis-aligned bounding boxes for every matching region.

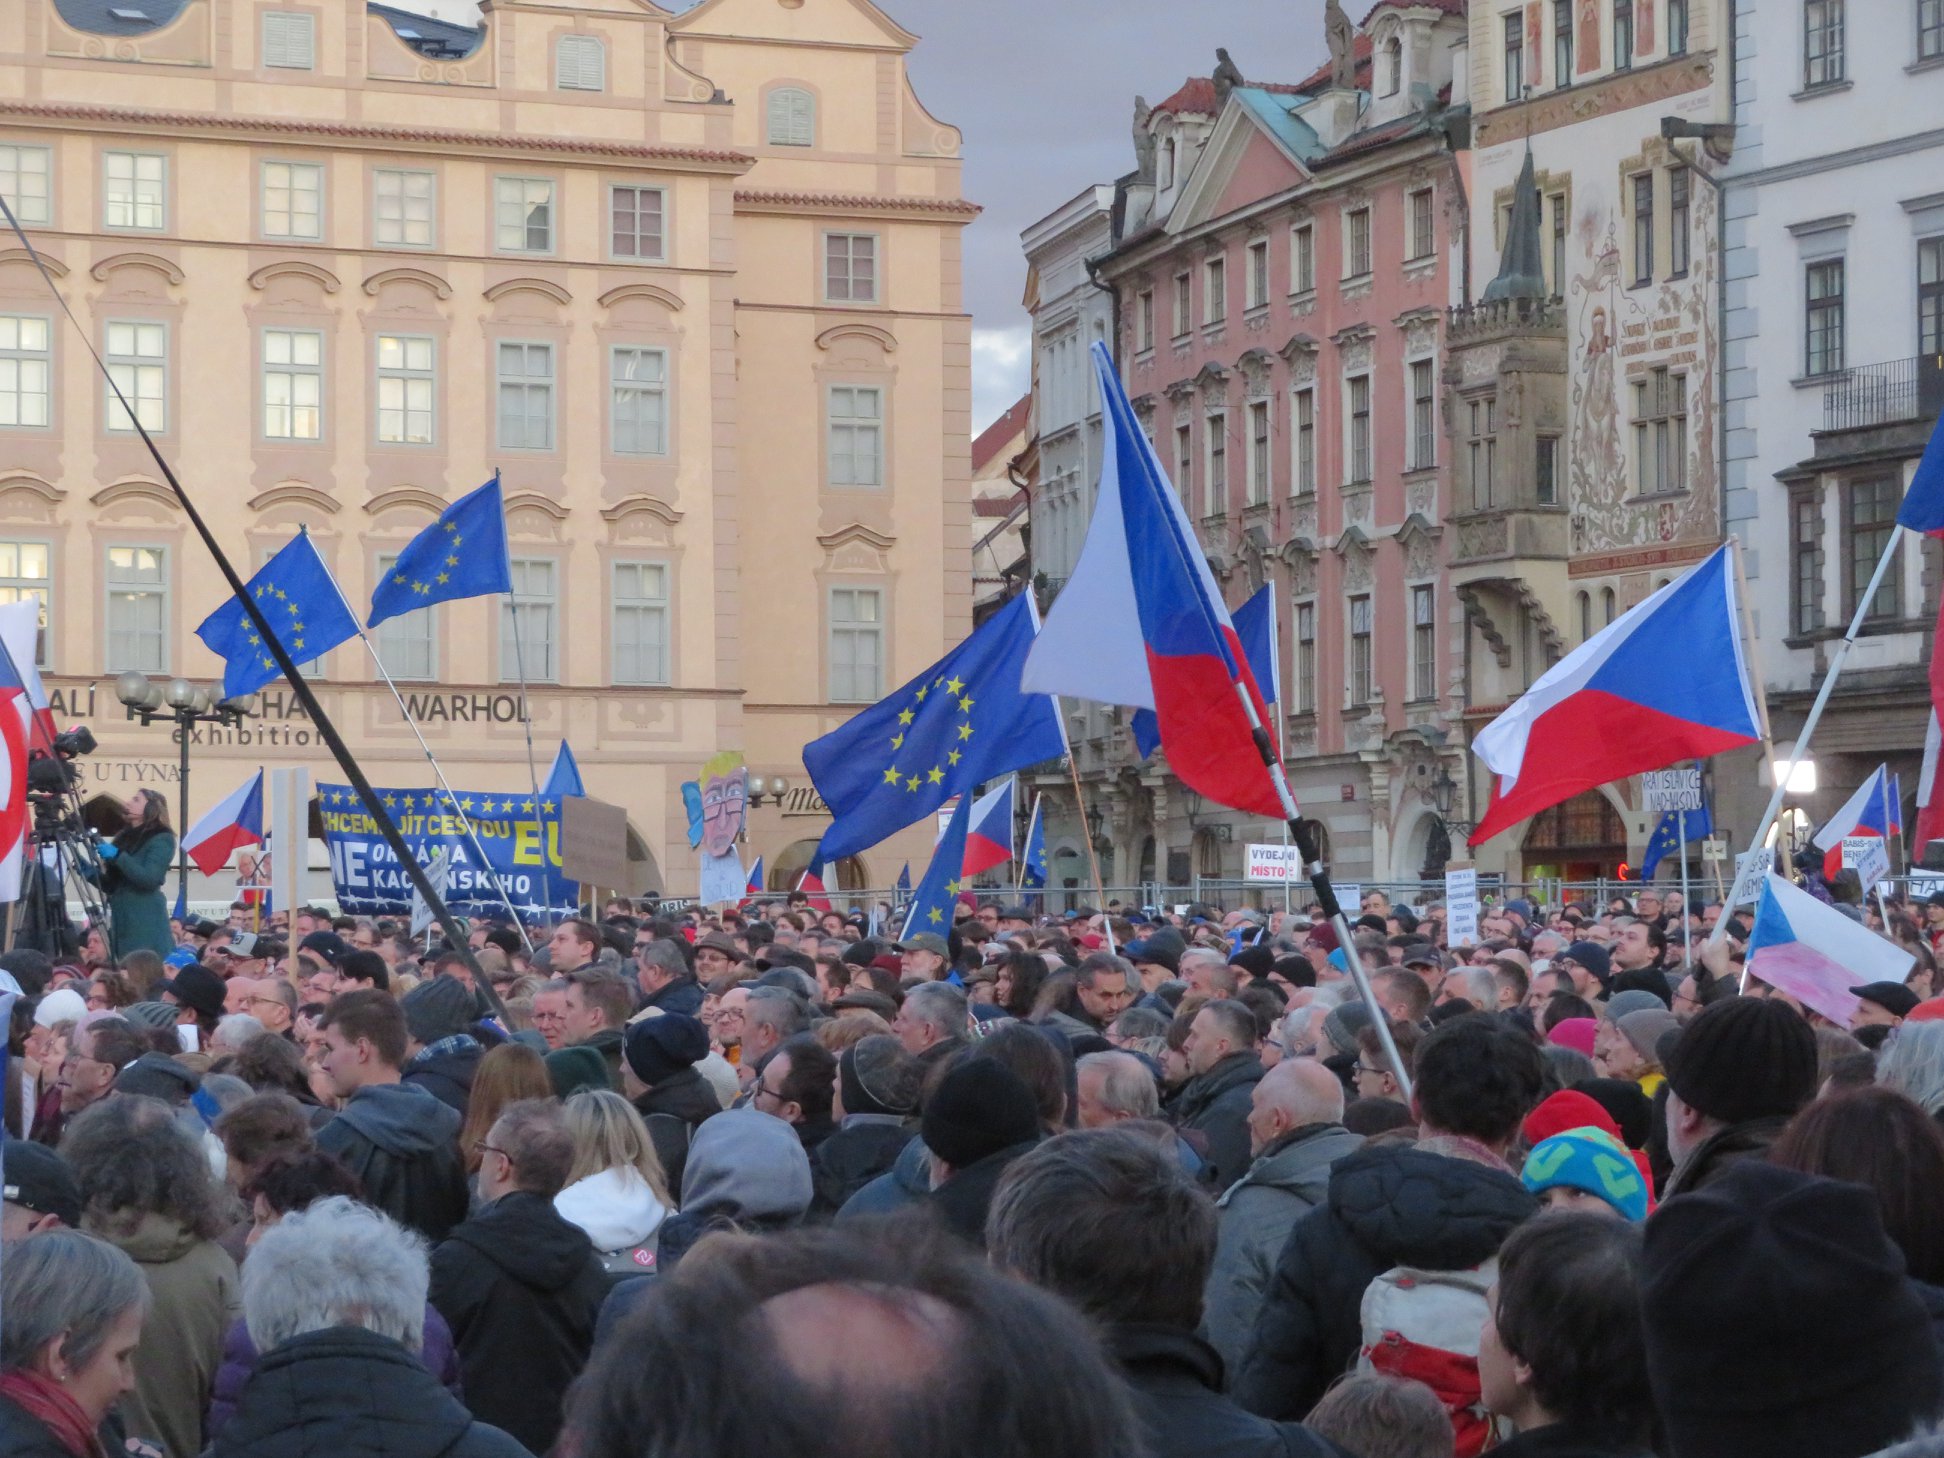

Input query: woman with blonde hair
[555,1089,672,1276]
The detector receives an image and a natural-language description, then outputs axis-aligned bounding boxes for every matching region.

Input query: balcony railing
[1821,355,1944,432]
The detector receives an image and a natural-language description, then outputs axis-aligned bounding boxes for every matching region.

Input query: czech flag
[797,863,832,912]
[0,618,31,905]
[1131,582,1279,761]
[181,770,265,876]
[1023,342,1282,818]
[1812,765,1900,880]
[743,856,764,900]
[1748,871,1914,1027]
[961,779,1015,879]
[1470,545,1761,846]
[0,600,55,753]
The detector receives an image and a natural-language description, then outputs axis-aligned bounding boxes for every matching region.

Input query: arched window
[767,87,815,147]
[1383,36,1404,96]
[1159,136,1176,190]
[1575,590,1591,641]
[1601,586,1617,625]
[555,35,605,92]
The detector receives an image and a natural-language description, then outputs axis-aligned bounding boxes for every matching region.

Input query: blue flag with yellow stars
[367,476,511,628]
[1640,800,1712,881]
[806,592,1065,860]
[195,531,361,699]
[902,793,972,940]
[1021,796,1047,890]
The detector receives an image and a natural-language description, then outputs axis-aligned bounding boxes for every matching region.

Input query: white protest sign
[1244,843,1303,883]
[1702,836,1728,861]
[1728,847,1774,908]
[1642,767,1704,813]
[1337,882,1363,911]
[1843,836,1890,890]
[1445,867,1480,946]
[409,845,452,937]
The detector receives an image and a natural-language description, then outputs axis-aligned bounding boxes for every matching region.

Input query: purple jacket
[206,1304,463,1439]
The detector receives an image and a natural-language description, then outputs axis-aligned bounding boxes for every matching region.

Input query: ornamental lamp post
[115,672,252,915]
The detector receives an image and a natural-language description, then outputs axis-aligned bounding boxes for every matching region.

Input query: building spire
[1483,144,1548,302]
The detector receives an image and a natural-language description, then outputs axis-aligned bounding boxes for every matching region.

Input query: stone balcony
[1446,505,1570,568]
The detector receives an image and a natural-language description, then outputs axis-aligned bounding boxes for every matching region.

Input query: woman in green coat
[102,788,177,960]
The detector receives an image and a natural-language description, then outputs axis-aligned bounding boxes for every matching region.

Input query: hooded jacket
[429,1191,610,1457]
[88,1208,237,1458]
[833,1127,933,1223]
[1171,1051,1266,1192]
[1659,1113,1790,1199]
[630,1065,724,1194]
[1231,1143,1538,1420]
[317,1082,469,1242]
[1106,1323,1347,1458]
[207,1325,530,1458]
[402,1039,484,1117]
[810,1115,915,1217]
[552,1166,669,1255]
[652,1109,814,1276]
[640,973,704,1017]
[1204,1122,1365,1373]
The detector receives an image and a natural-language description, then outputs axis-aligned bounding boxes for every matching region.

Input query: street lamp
[1430,762,1473,839]
[746,774,793,809]
[115,672,251,913]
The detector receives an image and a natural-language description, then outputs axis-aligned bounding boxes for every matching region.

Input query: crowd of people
[6,874,1944,1458]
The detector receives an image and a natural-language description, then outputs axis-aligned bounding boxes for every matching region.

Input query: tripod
[13,792,111,959]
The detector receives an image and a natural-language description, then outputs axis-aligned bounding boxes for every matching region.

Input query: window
[1631,367,1688,495]
[500,558,558,683]
[1549,192,1567,295]
[104,321,165,432]
[373,169,434,248]
[1806,259,1845,376]
[376,335,434,445]
[1576,590,1592,641]
[1668,0,1689,55]
[1204,256,1227,325]
[1206,410,1227,513]
[0,543,50,668]
[1348,595,1373,707]
[1174,423,1193,498]
[1159,137,1175,190]
[555,35,605,91]
[1407,189,1435,262]
[1921,238,1944,358]
[261,329,322,441]
[375,553,435,681]
[1346,208,1372,277]
[825,233,878,304]
[828,587,883,703]
[105,545,167,673]
[1554,0,1574,83]
[1136,290,1155,352]
[1292,387,1315,495]
[611,561,670,686]
[1805,0,1845,87]
[262,10,314,69]
[0,316,51,428]
[611,346,668,456]
[1247,400,1270,505]
[0,144,51,226]
[828,385,883,488]
[1669,167,1691,278]
[1924,0,1944,61]
[260,162,322,241]
[1347,375,1371,483]
[768,88,816,146]
[1537,435,1560,504]
[1846,478,1901,621]
[104,152,165,231]
[1411,585,1436,701]
[495,342,554,451]
[1614,0,1634,69]
[1291,223,1315,294]
[1295,602,1316,713]
[1505,11,1525,99]
[1601,587,1617,625]
[494,177,553,253]
[1631,173,1654,285]
[1409,360,1436,470]
[1468,396,1498,509]
[1791,492,1825,636]
[1246,239,1269,310]
[1170,274,1191,337]
[608,185,666,263]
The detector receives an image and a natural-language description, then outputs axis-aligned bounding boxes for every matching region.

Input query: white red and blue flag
[181,770,265,876]
[1748,871,1914,1026]
[960,779,1015,879]
[1812,764,1901,880]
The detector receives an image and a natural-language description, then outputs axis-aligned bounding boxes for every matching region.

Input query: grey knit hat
[401,975,474,1045]
[1605,988,1668,1024]
[122,1001,181,1033]
[1322,1000,1375,1057]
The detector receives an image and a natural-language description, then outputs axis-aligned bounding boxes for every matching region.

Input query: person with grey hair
[891,982,967,1066]
[633,937,703,1017]
[211,1197,525,1458]
[1180,948,1241,1001]
[734,987,809,1097]
[0,1229,152,1455]
[1436,966,1499,1015]
[212,1013,267,1055]
[1879,1023,1944,1119]
[1075,1051,1161,1128]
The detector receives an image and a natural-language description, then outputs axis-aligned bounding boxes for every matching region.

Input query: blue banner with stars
[315,782,575,925]
[805,593,1066,861]
[367,475,512,628]
[194,531,362,700]
[901,791,973,940]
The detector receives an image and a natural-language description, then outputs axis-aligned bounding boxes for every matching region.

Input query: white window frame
[0,540,53,669]
[828,586,884,704]
[555,34,606,92]
[495,340,555,452]
[827,384,884,488]
[1292,386,1315,496]
[1345,373,1371,484]
[103,151,166,233]
[375,334,435,446]
[1408,357,1436,471]
[1407,188,1435,262]
[1347,594,1374,707]
[375,551,437,682]
[824,232,879,304]
[1203,256,1227,325]
[261,11,315,70]
[1174,421,1194,499]
[1246,238,1270,310]
[1294,599,1317,714]
[767,88,816,146]
[104,319,166,434]
[1290,222,1315,295]
[1410,583,1436,702]
[1173,273,1192,337]
[373,168,435,250]
[0,144,52,227]
[1205,409,1228,514]
[261,327,323,442]
[500,556,559,684]
[0,315,52,430]
[494,176,554,255]
[104,544,168,674]
[1246,398,1271,505]
[610,185,667,263]
[260,160,323,242]
[1344,207,1372,278]
[611,559,671,687]
[610,345,669,457]
[1136,289,1155,352]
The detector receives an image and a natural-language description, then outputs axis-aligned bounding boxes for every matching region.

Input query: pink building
[1084,2,1472,885]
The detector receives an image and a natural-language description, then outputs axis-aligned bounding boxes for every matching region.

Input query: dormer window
[1159,136,1176,191]
[1382,36,1403,96]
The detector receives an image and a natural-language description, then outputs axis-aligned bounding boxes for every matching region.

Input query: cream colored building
[0,0,972,904]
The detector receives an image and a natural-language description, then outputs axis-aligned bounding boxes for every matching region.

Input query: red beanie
[1522,1089,1622,1147]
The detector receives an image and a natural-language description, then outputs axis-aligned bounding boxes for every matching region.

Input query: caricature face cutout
[699,755,748,858]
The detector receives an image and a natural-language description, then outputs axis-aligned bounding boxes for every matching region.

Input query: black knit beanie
[920,1056,1040,1169]
[623,1013,709,1087]
[838,1034,921,1119]
[1662,996,1816,1125]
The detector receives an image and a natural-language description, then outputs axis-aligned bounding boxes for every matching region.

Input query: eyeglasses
[751,1082,784,1106]
[472,1140,509,1161]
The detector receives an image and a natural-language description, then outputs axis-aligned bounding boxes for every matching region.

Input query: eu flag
[807,593,1065,860]
[367,476,511,628]
[1021,796,1047,890]
[902,794,972,940]
[544,740,585,800]
[1640,801,1712,881]
[195,531,361,699]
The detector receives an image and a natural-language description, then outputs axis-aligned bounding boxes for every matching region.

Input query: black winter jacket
[429,1192,609,1457]
[810,1117,914,1217]
[1485,1423,1656,1458]
[0,1393,129,1458]
[640,975,704,1017]
[1231,1143,1537,1420]
[206,1325,531,1458]
[630,1066,722,1195]
[316,1082,470,1242]
[1107,1323,1348,1458]
[404,1043,483,1117]
[1171,1052,1265,1191]
[929,1138,1041,1246]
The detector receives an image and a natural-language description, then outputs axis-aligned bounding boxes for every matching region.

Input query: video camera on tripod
[16,724,110,957]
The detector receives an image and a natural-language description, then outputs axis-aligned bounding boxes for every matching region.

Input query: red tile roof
[1294,33,1376,92]
[971,395,1031,473]
[1153,75,1309,117]
[973,493,1022,518]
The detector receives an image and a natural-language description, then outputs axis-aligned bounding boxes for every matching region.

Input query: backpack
[597,1242,659,1281]
[1357,1259,1503,1457]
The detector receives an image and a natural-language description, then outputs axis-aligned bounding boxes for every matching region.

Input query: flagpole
[1877,767,1896,929]
[1678,808,1692,969]
[1061,741,1116,952]
[1712,526,1907,943]
[496,472,550,864]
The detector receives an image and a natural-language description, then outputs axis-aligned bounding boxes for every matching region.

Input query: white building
[1720,0,1944,861]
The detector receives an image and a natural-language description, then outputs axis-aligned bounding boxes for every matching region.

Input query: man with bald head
[1202,1059,1362,1371]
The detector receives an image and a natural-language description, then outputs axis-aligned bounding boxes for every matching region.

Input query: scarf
[0,1369,105,1458]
